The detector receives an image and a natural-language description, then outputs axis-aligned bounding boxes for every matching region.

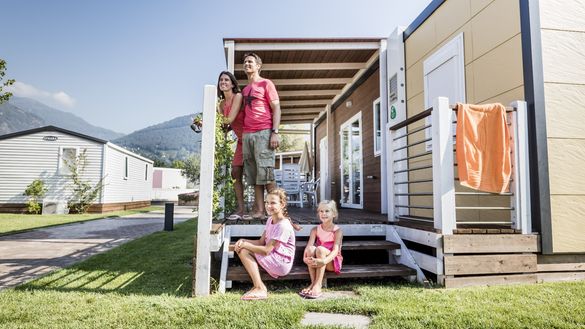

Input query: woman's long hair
[216,71,241,100]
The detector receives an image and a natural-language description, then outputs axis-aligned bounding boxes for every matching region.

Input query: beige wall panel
[550,195,585,253]
[480,85,524,105]
[406,92,425,117]
[471,0,521,60]
[548,139,585,195]
[472,35,523,103]
[405,20,437,69]
[470,0,494,17]
[433,0,471,46]
[544,83,585,139]
[465,63,476,103]
[406,62,424,101]
[539,0,585,32]
[542,30,585,84]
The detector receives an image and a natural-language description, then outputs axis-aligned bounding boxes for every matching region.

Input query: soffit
[225,38,381,124]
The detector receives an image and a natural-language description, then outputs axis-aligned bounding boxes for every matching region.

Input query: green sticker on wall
[390,105,396,120]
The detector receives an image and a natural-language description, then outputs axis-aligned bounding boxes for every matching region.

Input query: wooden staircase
[222,237,417,288]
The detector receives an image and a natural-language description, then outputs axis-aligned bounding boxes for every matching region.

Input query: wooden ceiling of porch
[224,38,381,124]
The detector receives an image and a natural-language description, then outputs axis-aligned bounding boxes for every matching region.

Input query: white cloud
[6,81,76,109]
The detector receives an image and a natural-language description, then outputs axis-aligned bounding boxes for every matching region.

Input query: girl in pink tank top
[300,200,343,299]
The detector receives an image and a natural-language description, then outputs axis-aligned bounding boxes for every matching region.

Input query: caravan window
[58,147,78,175]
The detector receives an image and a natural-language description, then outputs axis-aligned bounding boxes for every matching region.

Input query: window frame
[58,146,79,175]
[372,97,382,157]
[124,156,129,180]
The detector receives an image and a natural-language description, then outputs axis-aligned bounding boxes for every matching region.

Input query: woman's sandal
[227,213,243,221]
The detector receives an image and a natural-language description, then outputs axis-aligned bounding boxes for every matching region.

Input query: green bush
[23,179,47,214]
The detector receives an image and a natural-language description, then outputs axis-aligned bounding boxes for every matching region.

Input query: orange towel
[455,103,511,193]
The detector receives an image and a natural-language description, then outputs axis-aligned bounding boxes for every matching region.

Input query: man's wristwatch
[271,129,279,134]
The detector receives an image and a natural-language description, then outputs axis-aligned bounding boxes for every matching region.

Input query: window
[145,164,148,181]
[58,147,78,175]
[373,98,382,156]
[124,157,129,179]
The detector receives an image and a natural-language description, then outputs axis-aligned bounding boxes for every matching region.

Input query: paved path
[0,206,196,290]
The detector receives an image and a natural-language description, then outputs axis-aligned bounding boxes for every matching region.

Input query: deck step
[226,264,416,281]
[228,240,400,252]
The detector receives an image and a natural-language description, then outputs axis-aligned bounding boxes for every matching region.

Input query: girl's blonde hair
[317,200,338,220]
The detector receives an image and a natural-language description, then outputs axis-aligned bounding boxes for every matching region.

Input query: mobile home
[0,126,153,213]
[195,0,585,295]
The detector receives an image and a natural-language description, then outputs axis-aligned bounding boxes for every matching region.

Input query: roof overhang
[224,38,382,124]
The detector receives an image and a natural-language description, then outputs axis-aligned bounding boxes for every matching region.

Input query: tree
[64,149,105,214]
[0,59,15,104]
[181,154,201,185]
[171,159,185,169]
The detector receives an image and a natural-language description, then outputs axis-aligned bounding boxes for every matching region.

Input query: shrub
[23,179,47,214]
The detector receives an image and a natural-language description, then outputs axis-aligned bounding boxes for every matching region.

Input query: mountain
[1,97,124,140]
[113,115,201,163]
[0,102,45,134]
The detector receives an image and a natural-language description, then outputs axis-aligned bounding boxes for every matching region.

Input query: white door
[340,112,363,209]
[423,33,466,150]
[319,136,328,202]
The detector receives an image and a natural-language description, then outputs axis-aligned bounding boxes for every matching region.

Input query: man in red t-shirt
[241,52,281,219]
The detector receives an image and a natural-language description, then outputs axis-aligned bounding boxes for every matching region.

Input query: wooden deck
[222,207,389,226]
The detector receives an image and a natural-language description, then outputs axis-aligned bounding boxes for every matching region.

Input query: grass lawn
[1,219,584,328]
[0,206,160,235]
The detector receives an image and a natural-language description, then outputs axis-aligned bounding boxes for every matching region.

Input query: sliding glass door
[340,112,363,209]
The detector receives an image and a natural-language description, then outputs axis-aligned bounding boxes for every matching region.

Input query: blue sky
[3,0,431,134]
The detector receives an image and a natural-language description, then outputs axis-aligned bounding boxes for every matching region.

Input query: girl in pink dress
[234,188,296,300]
[300,200,343,299]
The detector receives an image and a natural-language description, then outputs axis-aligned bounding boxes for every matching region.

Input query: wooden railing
[387,97,531,235]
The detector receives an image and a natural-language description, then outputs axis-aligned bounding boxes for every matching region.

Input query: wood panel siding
[89,200,151,213]
[445,273,537,288]
[443,234,539,254]
[540,0,585,253]
[331,69,381,212]
[444,254,537,275]
[314,121,327,182]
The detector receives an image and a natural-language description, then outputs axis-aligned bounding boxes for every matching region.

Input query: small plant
[64,149,105,214]
[23,179,47,214]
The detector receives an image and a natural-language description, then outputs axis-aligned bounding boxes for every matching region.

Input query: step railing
[388,97,531,235]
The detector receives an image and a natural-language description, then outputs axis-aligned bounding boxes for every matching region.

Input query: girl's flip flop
[240,290,268,301]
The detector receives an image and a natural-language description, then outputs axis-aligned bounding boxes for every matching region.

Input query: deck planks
[226,264,416,282]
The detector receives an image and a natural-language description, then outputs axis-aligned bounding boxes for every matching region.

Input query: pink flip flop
[303,290,322,299]
[240,290,268,301]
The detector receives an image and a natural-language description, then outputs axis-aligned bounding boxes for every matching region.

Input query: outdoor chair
[301,178,320,208]
[274,169,283,187]
[281,164,303,207]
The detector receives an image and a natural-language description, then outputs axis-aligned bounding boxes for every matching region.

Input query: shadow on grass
[16,219,197,297]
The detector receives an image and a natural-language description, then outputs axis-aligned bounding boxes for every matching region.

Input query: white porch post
[431,97,456,234]
[224,40,235,73]
[195,85,217,296]
[386,27,407,222]
[510,100,531,234]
